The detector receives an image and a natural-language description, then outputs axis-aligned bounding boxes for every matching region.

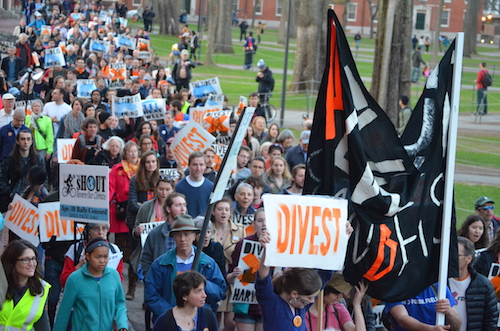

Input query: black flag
[303,9,458,302]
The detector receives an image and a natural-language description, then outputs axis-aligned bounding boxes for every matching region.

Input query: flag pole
[435,32,463,325]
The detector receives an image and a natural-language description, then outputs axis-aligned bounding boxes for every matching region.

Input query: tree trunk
[158,0,180,36]
[251,0,259,28]
[290,0,329,92]
[205,0,217,65]
[463,0,479,57]
[430,0,444,67]
[370,0,412,126]
[277,0,289,45]
[366,0,378,39]
[214,0,234,53]
[289,0,299,38]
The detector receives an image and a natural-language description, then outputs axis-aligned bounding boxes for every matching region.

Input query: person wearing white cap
[285,130,310,170]
[0,93,16,129]
[172,49,196,91]
[27,11,46,35]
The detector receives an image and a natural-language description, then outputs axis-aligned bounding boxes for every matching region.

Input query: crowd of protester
[0,1,500,331]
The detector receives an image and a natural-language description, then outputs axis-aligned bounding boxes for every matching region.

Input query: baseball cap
[166,77,175,85]
[257,59,265,68]
[181,49,189,55]
[475,196,495,209]
[2,93,15,100]
[35,11,42,17]
[144,74,152,81]
[300,130,311,144]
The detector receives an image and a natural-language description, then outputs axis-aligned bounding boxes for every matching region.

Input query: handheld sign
[112,94,144,118]
[189,78,223,98]
[90,40,110,53]
[210,107,255,203]
[57,138,76,163]
[137,38,151,51]
[38,202,85,242]
[109,62,127,89]
[204,109,232,133]
[4,194,39,246]
[137,51,151,60]
[142,99,166,121]
[140,221,166,247]
[76,79,97,98]
[262,194,348,270]
[231,240,264,304]
[170,121,215,168]
[117,34,136,50]
[41,25,51,37]
[159,168,181,183]
[44,47,66,68]
[59,164,109,224]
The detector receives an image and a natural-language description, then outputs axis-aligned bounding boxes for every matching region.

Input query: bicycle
[259,93,277,123]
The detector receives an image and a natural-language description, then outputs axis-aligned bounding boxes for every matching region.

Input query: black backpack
[483,70,493,87]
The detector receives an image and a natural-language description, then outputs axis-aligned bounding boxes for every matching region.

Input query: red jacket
[109,161,136,233]
[15,41,34,68]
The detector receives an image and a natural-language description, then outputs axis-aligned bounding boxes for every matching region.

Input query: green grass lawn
[455,183,498,227]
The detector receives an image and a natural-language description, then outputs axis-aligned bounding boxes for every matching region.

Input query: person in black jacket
[1,46,23,83]
[474,230,500,277]
[452,237,498,331]
[143,6,155,32]
[256,59,274,104]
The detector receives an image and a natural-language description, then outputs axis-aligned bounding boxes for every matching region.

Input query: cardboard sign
[38,202,85,242]
[232,214,255,237]
[190,106,209,125]
[112,94,144,118]
[137,38,151,51]
[262,194,348,270]
[206,94,225,107]
[109,62,127,80]
[204,109,232,133]
[142,98,166,121]
[140,221,165,247]
[59,164,109,224]
[90,40,110,53]
[117,34,136,50]
[189,78,223,98]
[57,138,76,163]
[170,121,215,168]
[231,240,264,303]
[159,168,181,182]
[41,25,51,37]
[44,47,66,68]
[211,144,227,172]
[211,107,255,203]
[4,195,39,246]
[137,51,151,60]
[76,79,97,98]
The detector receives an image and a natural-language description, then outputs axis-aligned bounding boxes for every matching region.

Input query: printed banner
[204,109,232,133]
[108,62,127,89]
[159,168,181,182]
[210,108,255,203]
[0,33,19,58]
[206,94,225,107]
[57,138,76,163]
[231,240,264,304]
[117,34,136,50]
[4,194,39,246]
[142,98,166,121]
[137,51,151,60]
[262,194,348,270]
[137,38,150,51]
[38,202,86,242]
[76,79,97,98]
[140,221,165,247]
[112,94,144,118]
[44,47,66,68]
[189,78,223,98]
[59,164,109,224]
[170,121,215,168]
[90,40,110,53]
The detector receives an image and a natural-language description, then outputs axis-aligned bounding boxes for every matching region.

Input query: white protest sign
[108,62,127,89]
[90,40,110,53]
[189,77,223,98]
[170,121,215,168]
[137,51,151,60]
[210,107,255,203]
[76,79,97,98]
[142,98,166,121]
[15,101,33,115]
[44,47,66,67]
[117,34,136,50]
[140,221,165,247]
[211,143,227,172]
[137,38,150,51]
[233,214,255,237]
[118,17,128,27]
[159,168,181,182]
[4,194,39,246]
[231,240,263,304]
[112,94,144,118]
[59,164,109,224]
[190,106,210,125]
[41,25,51,37]
[262,194,348,270]
[38,202,86,242]
[373,304,385,328]
[236,96,248,117]
[57,138,76,163]
[207,93,225,106]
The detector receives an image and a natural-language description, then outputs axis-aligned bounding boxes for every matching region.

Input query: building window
[133,0,141,6]
[415,11,425,30]
[276,0,282,16]
[441,9,450,27]
[232,0,239,11]
[254,0,262,15]
[347,3,357,21]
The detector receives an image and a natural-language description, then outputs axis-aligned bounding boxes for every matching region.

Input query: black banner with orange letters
[303,9,458,302]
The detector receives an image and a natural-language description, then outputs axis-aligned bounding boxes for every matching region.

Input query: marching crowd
[0,1,499,331]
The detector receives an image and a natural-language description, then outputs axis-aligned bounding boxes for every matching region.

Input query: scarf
[64,111,85,138]
[30,113,43,131]
[121,160,139,179]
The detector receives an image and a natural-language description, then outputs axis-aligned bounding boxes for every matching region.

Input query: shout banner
[170,121,215,168]
[262,194,348,270]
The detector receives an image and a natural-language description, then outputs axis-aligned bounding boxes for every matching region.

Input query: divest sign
[170,121,215,168]
[4,194,39,246]
[59,164,109,224]
[38,202,86,242]
[262,194,348,270]
[57,138,76,163]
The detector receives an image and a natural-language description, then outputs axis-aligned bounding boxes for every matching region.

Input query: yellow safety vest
[0,280,51,331]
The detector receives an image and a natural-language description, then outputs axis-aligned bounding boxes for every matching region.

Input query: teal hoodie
[53,264,128,331]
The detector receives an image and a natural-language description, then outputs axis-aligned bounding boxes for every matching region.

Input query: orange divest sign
[170,120,215,168]
[4,194,40,246]
[38,202,85,242]
[262,194,348,270]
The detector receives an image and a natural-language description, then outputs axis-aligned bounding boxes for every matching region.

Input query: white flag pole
[436,32,463,326]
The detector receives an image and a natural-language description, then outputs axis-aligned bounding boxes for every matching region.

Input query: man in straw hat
[144,214,226,321]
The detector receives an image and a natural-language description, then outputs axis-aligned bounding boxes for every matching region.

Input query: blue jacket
[144,246,226,321]
[0,124,30,161]
[53,264,128,331]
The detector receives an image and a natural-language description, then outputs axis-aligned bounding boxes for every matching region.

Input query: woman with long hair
[71,117,104,163]
[264,156,291,194]
[262,123,279,144]
[458,215,489,250]
[132,122,159,153]
[63,98,85,138]
[0,240,51,330]
[211,197,245,331]
[475,230,500,277]
[24,99,54,160]
[138,134,156,156]
[251,116,267,143]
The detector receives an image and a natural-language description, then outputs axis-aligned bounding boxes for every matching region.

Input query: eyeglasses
[482,206,495,211]
[18,257,37,265]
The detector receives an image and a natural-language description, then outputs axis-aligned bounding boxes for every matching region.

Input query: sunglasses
[482,206,495,211]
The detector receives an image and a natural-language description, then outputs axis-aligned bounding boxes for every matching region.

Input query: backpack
[483,70,493,87]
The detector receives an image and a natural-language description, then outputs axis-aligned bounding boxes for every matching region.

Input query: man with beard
[281,164,305,195]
